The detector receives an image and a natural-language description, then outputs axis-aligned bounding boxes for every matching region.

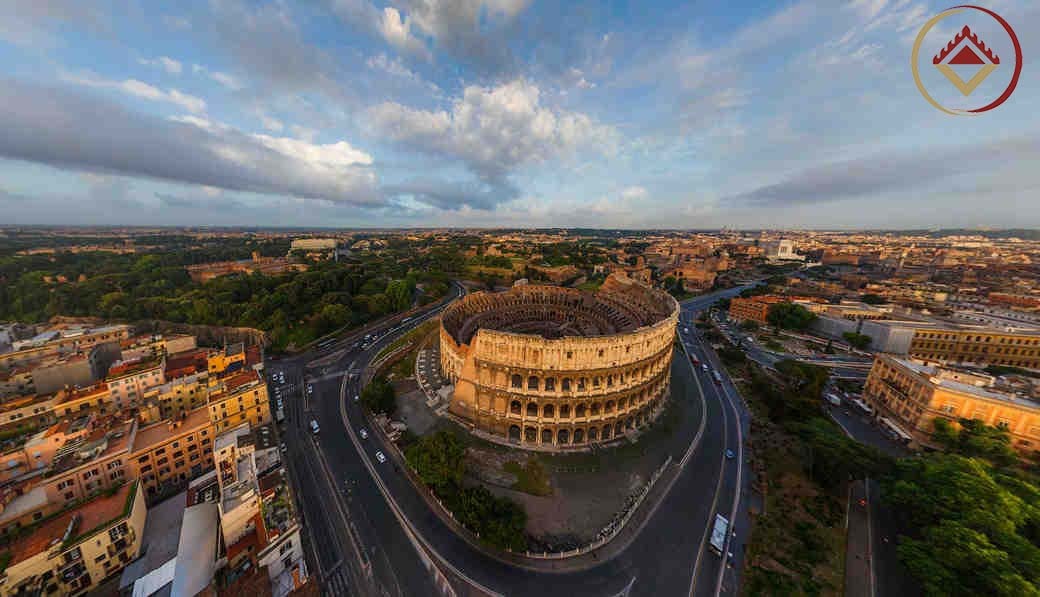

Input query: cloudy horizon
[0,0,1037,229]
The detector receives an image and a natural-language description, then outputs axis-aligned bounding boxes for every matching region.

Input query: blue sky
[0,0,1036,229]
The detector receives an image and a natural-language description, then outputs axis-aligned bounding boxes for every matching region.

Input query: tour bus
[709,513,729,556]
[712,370,723,385]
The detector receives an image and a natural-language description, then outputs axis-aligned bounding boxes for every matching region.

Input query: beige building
[908,327,1040,370]
[441,274,677,449]
[0,481,146,597]
[863,355,1040,456]
[142,371,209,420]
[130,407,215,497]
[105,357,165,408]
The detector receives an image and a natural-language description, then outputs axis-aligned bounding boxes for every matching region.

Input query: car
[310,420,320,434]
[725,449,735,459]
[375,451,386,463]
[307,385,312,393]
[353,394,360,402]
[702,364,709,372]
[280,442,287,452]
[359,429,368,439]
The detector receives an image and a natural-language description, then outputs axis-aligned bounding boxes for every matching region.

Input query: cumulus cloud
[138,56,183,75]
[0,79,382,206]
[61,71,206,113]
[368,79,616,186]
[726,134,1040,206]
[330,0,530,74]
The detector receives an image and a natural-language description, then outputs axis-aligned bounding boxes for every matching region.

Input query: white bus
[709,513,729,556]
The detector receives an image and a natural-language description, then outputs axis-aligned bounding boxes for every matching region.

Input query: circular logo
[911,5,1022,115]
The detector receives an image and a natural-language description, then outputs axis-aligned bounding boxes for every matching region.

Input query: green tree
[360,376,396,415]
[766,302,818,330]
[860,293,886,305]
[842,331,872,349]
[404,431,466,492]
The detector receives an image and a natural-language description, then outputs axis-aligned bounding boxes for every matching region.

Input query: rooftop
[0,481,137,571]
[108,357,163,378]
[132,407,211,452]
[892,357,1040,409]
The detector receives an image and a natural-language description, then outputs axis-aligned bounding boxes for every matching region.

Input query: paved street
[270,282,760,597]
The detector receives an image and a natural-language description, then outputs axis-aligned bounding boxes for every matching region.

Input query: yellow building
[207,343,247,376]
[0,481,146,596]
[863,354,1040,456]
[130,407,215,498]
[207,371,270,432]
[908,327,1040,370]
[142,371,209,420]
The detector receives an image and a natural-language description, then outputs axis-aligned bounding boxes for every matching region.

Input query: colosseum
[439,273,679,450]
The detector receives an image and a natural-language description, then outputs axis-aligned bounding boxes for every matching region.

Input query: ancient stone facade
[440,273,678,450]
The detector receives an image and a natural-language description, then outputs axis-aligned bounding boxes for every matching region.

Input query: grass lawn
[503,459,553,496]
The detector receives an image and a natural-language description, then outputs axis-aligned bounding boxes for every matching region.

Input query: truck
[709,513,729,556]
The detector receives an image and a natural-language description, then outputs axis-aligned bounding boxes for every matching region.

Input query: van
[310,419,320,434]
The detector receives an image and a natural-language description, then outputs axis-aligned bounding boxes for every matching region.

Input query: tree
[766,302,818,331]
[883,455,1040,597]
[360,376,396,415]
[791,418,892,489]
[739,320,760,331]
[931,418,1018,468]
[404,431,465,493]
[842,331,872,350]
[860,293,887,305]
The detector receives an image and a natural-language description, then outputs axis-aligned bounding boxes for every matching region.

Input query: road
[274,282,757,597]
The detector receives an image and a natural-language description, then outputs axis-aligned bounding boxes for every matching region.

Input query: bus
[709,513,729,556]
[712,371,723,385]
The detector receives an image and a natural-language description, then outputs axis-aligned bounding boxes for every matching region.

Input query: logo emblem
[911,5,1022,114]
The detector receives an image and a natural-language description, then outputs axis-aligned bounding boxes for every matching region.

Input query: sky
[0,0,1037,230]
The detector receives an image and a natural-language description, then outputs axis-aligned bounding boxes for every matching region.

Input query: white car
[359,429,368,439]
[310,420,320,434]
[375,451,386,463]
[280,443,287,453]
[702,364,709,372]
[354,394,360,402]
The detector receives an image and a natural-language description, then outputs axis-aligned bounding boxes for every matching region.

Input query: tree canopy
[767,302,818,330]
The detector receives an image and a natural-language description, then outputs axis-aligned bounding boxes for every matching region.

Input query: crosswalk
[322,566,351,596]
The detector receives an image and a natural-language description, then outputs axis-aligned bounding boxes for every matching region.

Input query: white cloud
[367,79,616,182]
[138,56,183,75]
[378,7,431,60]
[61,71,206,113]
[258,113,284,132]
[191,64,244,90]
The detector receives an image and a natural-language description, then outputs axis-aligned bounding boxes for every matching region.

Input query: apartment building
[728,295,787,324]
[207,371,271,432]
[0,481,146,597]
[863,354,1040,455]
[0,325,130,371]
[130,407,214,497]
[141,371,209,421]
[105,357,165,408]
[908,327,1040,370]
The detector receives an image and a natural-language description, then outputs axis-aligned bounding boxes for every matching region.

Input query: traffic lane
[314,379,440,597]
[341,349,717,596]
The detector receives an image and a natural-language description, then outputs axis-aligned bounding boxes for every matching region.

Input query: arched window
[541,428,553,444]
[576,403,587,418]
[578,378,587,391]
[562,378,572,392]
[543,404,555,418]
[526,403,538,417]
[605,400,615,413]
[574,428,585,443]
[591,402,601,416]
[544,377,556,392]
[528,376,539,391]
[559,404,571,418]
[511,374,522,388]
[510,400,521,415]
[557,429,569,444]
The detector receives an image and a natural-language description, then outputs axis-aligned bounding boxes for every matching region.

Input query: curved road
[277,283,755,596]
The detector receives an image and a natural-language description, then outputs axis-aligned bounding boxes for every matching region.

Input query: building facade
[863,355,1040,456]
[440,273,678,450]
[908,328,1040,370]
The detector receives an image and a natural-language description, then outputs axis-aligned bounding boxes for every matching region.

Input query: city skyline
[1,0,1038,229]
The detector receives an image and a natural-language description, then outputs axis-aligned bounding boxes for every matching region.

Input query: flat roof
[171,502,218,597]
[1,481,136,569]
[132,407,211,452]
[891,357,1040,410]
